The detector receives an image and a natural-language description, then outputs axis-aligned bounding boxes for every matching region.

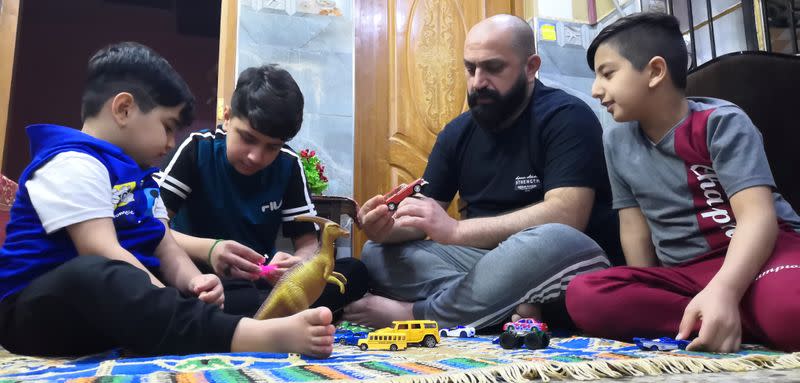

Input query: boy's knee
[566,272,614,332]
[336,258,369,298]
[335,257,367,274]
[58,256,144,292]
[58,255,112,281]
[755,299,800,351]
[566,273,597,307]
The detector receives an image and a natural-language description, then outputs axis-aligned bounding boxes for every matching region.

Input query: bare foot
[510,303,542,322]
[342,293,414,328]
[231,307,335,358]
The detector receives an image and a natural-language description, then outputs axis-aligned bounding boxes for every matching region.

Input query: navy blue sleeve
[539,103,606,192]
[158,135,199,214]
[422,124,459,203]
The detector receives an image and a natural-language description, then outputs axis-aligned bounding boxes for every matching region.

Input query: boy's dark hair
[230,65,304,141]
[587,13,688,89]
[81,42,195,127]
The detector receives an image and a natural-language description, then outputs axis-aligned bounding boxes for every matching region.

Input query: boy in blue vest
[0,42,334,357]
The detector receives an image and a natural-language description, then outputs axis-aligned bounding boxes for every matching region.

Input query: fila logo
[261,200,283,212]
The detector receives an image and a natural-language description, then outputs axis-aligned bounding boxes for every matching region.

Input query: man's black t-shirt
[423,79,621,263]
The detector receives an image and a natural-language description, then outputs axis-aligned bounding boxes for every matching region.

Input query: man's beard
[467,73,529,133]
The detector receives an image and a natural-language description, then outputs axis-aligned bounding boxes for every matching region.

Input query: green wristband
[207,239,224,267]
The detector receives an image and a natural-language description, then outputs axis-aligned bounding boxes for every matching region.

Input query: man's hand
[263,252,303,285]
[677,286,742,353]
[189,274,225,307]
[209,240,265,280]
[358,185,402,242]
[394,197,458,244]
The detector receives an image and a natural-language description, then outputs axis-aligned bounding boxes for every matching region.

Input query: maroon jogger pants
[566,230,800,351]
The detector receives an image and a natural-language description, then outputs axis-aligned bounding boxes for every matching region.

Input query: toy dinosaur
[253,215,349,320]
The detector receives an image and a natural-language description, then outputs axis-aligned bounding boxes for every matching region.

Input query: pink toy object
[260,264,278,277]
[384,178,428,211]
[502,318,549,333]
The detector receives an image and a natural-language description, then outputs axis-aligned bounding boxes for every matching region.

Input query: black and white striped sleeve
[157,134,200,214]
[281,148,318,238]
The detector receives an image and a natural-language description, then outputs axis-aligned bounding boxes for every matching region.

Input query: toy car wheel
[506,325,516,332]
[459,331,467,338]
[423,335,437,348]
[387,202,397,211]
[390,344,398,351]
[499,331,523,350]
[359,344,368,351]
[413,184,422,193]
[649,345,660,351]
[523,332,544,350]
[340,339,347,345]
[540,332,551,348]
[440,330,447,337]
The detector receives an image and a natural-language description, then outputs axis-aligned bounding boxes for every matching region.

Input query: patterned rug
[1,336,799,382]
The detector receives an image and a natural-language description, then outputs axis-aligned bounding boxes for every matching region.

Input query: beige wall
[532,0,634,24]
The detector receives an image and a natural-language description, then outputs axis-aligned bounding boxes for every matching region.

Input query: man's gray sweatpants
[361,223,610,329]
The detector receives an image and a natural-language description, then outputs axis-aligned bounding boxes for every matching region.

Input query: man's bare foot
[510,303,542,322]
[231,307,335,358]
[342,293,414,328]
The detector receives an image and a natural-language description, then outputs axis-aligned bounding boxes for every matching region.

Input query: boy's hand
[189,274,225,307]
[677,286,742,353]
[358,186,402,242]
[264,252,303,285]
[210,240,264,280]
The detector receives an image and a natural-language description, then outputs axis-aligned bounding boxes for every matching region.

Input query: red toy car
[502,318,549,333]
[384,178,428,211]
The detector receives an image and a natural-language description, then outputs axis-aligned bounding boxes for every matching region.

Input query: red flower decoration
[298,148,329,195]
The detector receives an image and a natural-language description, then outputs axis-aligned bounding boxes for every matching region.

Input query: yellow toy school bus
[390,320,440,347]
[357,330,408,351]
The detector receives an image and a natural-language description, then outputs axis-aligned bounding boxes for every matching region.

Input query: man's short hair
[81,42,195,127]
[230,65,304,141]
[587,13,688,89]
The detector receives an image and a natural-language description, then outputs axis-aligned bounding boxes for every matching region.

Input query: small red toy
[502,318,549,333]
[384,178,428,211]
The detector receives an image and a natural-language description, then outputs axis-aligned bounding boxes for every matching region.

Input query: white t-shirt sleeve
[26,151,114,234]
[153,196,169,220]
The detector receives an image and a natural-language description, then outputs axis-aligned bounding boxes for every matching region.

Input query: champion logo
[756,264,800,281]
[261,200,283,212]
[690,164,736,238]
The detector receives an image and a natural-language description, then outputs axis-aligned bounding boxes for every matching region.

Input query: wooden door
[353,0,525,257]
[216,0,238,124]
[0,0,21,172]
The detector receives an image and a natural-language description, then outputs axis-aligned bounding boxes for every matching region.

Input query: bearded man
[344,14,622,330]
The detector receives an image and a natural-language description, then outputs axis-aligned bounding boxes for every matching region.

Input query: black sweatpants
[0,256,243,357]
[222,257,370,318]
